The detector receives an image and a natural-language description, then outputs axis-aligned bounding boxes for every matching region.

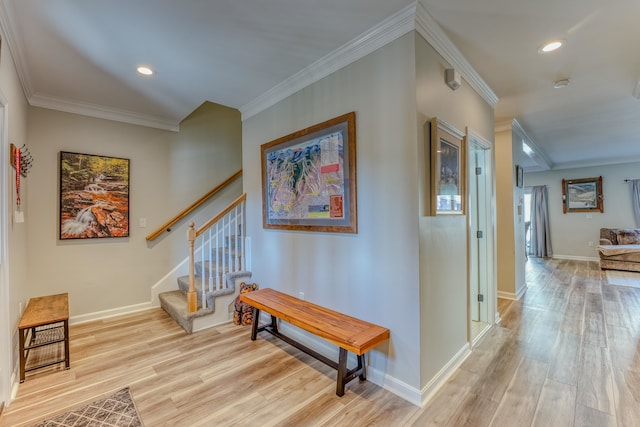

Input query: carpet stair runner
[159,239,251,333]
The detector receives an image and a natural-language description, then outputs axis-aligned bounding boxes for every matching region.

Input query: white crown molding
[414,2,498,108]
[511,119,552,169]
[241,1,500,120]
[495,118,553,171]
[550,154,640,171]
[240,2,418,120]
[29,93,180,131]
[0,0,178,131]
[0,0,35,99]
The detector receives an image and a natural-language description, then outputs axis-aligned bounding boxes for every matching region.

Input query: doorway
[466,129,495,344]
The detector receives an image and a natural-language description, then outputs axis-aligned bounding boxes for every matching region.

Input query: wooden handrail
[196,193,247,237]
[146,169,243,241]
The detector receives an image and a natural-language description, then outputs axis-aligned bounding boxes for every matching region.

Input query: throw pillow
[616,229,640,245]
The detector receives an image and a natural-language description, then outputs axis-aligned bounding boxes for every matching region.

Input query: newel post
[187,222,197,313]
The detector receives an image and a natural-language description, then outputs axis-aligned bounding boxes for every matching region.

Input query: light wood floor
[2,258,640,426]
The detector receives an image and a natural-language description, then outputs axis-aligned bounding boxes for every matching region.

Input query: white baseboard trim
[552,254,600,262]
[497,291,516,300]
[368,366,422,406]
[150,255,189,306]
[259,316,423,406]
[8,301,152,404]
[495,311,502,325]
[420,343,471,407]
[497,283,528,301]
[471,323,492,347]
[10,370,18,403]
[516,283,528,300]
[69,302,153,326]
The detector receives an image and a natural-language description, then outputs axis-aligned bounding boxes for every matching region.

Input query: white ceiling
[1,0,639,171]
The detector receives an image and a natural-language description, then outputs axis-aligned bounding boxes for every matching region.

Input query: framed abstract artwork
[261,112,357,233]
[59,151,130,239]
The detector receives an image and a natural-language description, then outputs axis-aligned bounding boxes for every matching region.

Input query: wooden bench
[239,288,390,396]
[18,293,70,382]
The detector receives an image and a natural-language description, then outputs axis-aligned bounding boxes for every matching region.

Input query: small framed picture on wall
[515,165,524,188]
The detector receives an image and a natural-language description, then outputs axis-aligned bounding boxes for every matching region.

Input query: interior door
[469,143,487,322]
[468,139,490,327]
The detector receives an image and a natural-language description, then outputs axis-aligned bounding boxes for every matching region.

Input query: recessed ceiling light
[136,65,154,76]
[554,78,570,89]
[538,39,565,53]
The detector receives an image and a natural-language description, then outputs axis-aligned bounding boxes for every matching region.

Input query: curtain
[631,179,640,227]
[529,185,553,258]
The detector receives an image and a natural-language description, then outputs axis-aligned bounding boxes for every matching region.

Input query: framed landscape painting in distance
[60,151,130,239]
[430,117,465,215]
[562,176,603,213]
[261,112,357,233]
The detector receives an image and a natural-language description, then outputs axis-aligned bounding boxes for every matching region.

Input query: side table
[18,293,70,382]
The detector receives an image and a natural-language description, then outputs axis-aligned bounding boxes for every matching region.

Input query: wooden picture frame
[562,176,603,213]
[431,117,465,215]
[515,164,524,188]
[60,151,130,239]
[261,112,357,233]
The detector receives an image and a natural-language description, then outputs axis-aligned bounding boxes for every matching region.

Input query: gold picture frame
[430,117,465,215]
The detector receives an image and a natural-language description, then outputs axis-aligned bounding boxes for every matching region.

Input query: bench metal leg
[336,348,348,397]
[250,308,260,340]
[358,354,366,381]
[250,313,369,398]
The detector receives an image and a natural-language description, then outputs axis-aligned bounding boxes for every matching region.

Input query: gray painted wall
[0,28,31,407]
[24,103,242,317]
[415,32,494,389]
[243,33,422,394]
[526,162,640,259]
[243,31,495,401]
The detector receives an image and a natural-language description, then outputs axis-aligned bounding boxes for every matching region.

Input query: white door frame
[0,92,10,407]
[466,128,496,345]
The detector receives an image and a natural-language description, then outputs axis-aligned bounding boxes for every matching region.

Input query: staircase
[159,194,251,333]
[159,272,251,334]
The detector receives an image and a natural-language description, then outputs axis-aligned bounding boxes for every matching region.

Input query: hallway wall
[0,25,32,402]
[415,32,494,390]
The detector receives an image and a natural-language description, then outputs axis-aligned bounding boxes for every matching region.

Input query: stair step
[158,290,215,334]
[176,275,237,307]
[195,254,243,275]
[160,270,253,334]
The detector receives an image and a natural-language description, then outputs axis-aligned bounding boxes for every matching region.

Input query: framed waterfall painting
[59,151,130,239]
[261,112,357,233]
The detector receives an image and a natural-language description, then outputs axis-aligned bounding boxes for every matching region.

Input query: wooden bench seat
[239,288,390,396]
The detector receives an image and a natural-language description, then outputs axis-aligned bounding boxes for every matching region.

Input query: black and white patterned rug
[31,388,143,427]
